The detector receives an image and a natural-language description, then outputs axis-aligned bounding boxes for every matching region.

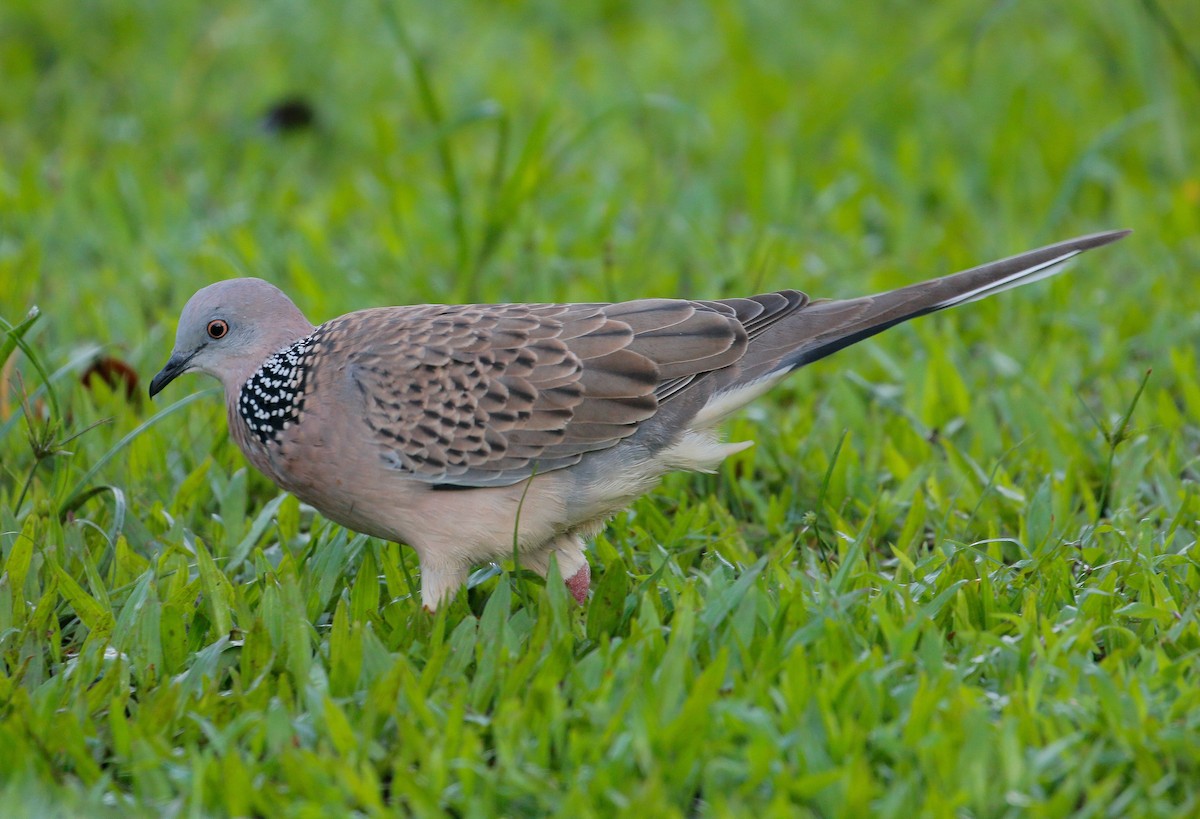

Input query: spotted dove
[150,230,1129,609]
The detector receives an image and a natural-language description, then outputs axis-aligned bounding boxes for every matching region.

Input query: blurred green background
[1,0,1198,815]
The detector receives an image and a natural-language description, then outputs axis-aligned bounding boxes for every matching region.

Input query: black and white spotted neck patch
[238,331,321,445]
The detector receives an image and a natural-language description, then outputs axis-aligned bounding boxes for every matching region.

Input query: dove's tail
[688,229,1131,428]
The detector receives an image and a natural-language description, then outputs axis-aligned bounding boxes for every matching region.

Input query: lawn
[2,0,1199,815]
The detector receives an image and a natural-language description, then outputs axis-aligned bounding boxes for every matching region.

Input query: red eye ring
[207,319,229,340]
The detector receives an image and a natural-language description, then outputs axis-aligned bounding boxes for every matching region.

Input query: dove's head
[149,278,315,398]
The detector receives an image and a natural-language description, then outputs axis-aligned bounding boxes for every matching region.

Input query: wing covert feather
[324,295,780,487]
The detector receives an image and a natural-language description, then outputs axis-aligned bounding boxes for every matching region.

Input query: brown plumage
[150,229,1129,609]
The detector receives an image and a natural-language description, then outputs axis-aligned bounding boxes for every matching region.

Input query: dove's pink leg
[565,562,590,605]
[523,536,590,604]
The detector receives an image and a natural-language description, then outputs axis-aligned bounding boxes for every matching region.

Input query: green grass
[2,0,1199,815]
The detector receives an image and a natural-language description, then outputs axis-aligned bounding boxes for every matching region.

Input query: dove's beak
[148,351,195,398]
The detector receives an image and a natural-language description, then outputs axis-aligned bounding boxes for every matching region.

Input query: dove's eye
[207,319,229,340]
